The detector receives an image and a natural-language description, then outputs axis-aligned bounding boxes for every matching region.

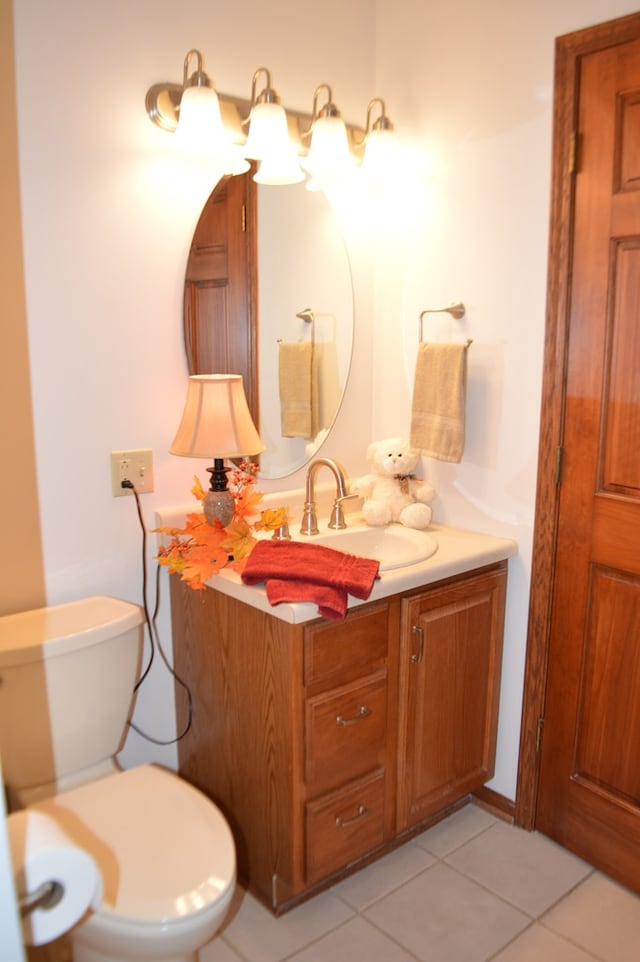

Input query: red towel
[241,540,380,620]
[265,580,348,620]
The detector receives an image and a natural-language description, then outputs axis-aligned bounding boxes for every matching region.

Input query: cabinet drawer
[304,603,389,688]
[305,769,386,884]
[305,673,388,793]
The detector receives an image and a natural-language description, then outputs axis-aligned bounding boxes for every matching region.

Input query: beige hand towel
[278,342,318,439]
[410,342,470,462]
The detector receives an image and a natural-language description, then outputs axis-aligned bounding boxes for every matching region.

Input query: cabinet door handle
[335,804,368,828]
[410,624,424,663]
[336,705,371,726]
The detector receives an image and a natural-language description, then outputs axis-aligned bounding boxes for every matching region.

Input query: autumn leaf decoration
[155,462,287,591]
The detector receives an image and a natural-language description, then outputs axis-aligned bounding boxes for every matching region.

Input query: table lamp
[170,374,265,525]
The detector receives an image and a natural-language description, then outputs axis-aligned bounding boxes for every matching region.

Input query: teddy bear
[350,437,435,529]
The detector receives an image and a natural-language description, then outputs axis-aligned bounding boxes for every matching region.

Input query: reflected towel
[241,540,380,620]
[410,342,469,462]
[278,342,318,439]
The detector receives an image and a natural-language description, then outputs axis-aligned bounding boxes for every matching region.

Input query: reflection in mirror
[183,174,353,480]
[257,183,353,478]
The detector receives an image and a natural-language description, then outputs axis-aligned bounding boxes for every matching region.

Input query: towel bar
[419,302,466,342]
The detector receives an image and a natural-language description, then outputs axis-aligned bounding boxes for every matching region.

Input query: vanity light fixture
[169,374,265,527]
[145,52,400,188]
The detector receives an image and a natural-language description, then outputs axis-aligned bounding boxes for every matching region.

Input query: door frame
[515,10,640,831]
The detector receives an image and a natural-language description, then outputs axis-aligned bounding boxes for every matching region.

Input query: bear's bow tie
[394,473,416,494]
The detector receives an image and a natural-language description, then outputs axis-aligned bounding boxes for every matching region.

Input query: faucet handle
[328,494,358,530]
[272,522,292,541]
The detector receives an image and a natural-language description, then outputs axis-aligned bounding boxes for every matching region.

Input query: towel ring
[419,301,466,343]
[297,307,315,345]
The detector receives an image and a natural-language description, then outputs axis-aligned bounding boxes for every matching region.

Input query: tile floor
[200,803,640,962]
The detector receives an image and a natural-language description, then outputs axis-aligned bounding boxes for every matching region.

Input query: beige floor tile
[444,821,592,916]
[331,839,436,909]
[222,888,354,962]
[413,803,497,858]
[543,872,640,962]
[286,915,416,961]
[199,936,245,961]
[363,861,529,961]
[491,922,600,961]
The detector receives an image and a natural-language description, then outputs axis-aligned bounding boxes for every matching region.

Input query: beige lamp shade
[170,374,265,458]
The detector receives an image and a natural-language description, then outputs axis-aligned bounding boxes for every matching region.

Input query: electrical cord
[121,478,193,745]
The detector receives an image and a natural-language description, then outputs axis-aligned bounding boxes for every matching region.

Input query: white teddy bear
[350,437,435,530]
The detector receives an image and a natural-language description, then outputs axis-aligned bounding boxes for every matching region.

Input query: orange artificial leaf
[255,507,288,531]
[191,475,206,502]
[222,519,256,561]
[233,486,263,521]
[180,542,229,589]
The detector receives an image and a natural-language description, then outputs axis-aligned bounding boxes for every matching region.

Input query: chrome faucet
[300,457,355,535]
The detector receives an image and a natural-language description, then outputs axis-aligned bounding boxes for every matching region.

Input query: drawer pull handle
[411,624,424,663]
[336,705,371,726]
[335,804,368,828]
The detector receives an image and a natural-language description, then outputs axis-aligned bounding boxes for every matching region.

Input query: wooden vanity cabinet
[169,560,507,913]
[396,566,507,830]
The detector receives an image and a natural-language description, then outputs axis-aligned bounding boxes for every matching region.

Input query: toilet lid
[34,765,235,923]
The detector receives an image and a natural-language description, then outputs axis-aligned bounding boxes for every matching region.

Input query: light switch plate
[111,449,154,497]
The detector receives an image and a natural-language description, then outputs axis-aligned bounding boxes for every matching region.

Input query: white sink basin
[308,524,438,571]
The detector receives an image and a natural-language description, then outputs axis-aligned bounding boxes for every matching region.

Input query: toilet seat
[33,764,235,929]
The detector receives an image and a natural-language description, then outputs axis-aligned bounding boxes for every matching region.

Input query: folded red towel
[241,540,380,619]
[265,579,348,620]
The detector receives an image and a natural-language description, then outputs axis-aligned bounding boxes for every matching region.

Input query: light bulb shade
[253,152,305,185]
[176,84,228,155]
[303,115,355,181]
[243,101,292,161]
[362,127,400,184]
[170,374,265,459]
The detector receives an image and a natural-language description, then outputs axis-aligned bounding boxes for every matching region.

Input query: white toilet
[0,595,236,962]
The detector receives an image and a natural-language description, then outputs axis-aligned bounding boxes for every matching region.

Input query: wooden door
[533,27,640,891]
[183,171,259,423]
[397,566,506,831]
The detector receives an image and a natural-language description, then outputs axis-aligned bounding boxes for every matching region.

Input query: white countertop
[158,518,517,625]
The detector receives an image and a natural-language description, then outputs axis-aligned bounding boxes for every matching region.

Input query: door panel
[183,172,258,424]
[535,31,640,891]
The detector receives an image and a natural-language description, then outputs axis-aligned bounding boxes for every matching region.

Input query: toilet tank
[0,596,144,801]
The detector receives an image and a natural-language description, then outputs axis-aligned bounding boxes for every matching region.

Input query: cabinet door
[397,565,507,831]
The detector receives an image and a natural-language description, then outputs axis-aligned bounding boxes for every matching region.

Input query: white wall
[372,0,639,797]
[12,0,375,771]
[12,0,638,798]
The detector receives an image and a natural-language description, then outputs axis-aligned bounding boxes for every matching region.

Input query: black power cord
[121,479,193,745]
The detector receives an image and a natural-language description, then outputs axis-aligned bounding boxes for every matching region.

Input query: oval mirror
[183,173,353,479]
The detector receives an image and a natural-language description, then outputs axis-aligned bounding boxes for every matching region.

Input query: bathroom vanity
[168,520,516,914]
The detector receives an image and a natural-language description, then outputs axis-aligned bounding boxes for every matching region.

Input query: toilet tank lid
[0,596,144,667]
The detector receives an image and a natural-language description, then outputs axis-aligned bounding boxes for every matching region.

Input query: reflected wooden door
[183,172,258,424]
[535,30,640,891]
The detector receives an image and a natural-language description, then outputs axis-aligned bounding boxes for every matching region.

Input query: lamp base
[203,489,235,526]
[204,459,235,526]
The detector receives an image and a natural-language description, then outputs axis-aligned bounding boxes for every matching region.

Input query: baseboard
[472,785,516,823]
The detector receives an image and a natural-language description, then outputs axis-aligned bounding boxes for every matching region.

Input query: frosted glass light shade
[176,85,228,155]
[362,127,400,185]
[170,374,265,459]
[254,152,305,185]
[304,115,355,181]
[243,101,290,160]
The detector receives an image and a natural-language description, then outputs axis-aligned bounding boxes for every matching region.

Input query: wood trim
[0,0,46,614]
[473,786,515,823]
[515,11,640,830]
